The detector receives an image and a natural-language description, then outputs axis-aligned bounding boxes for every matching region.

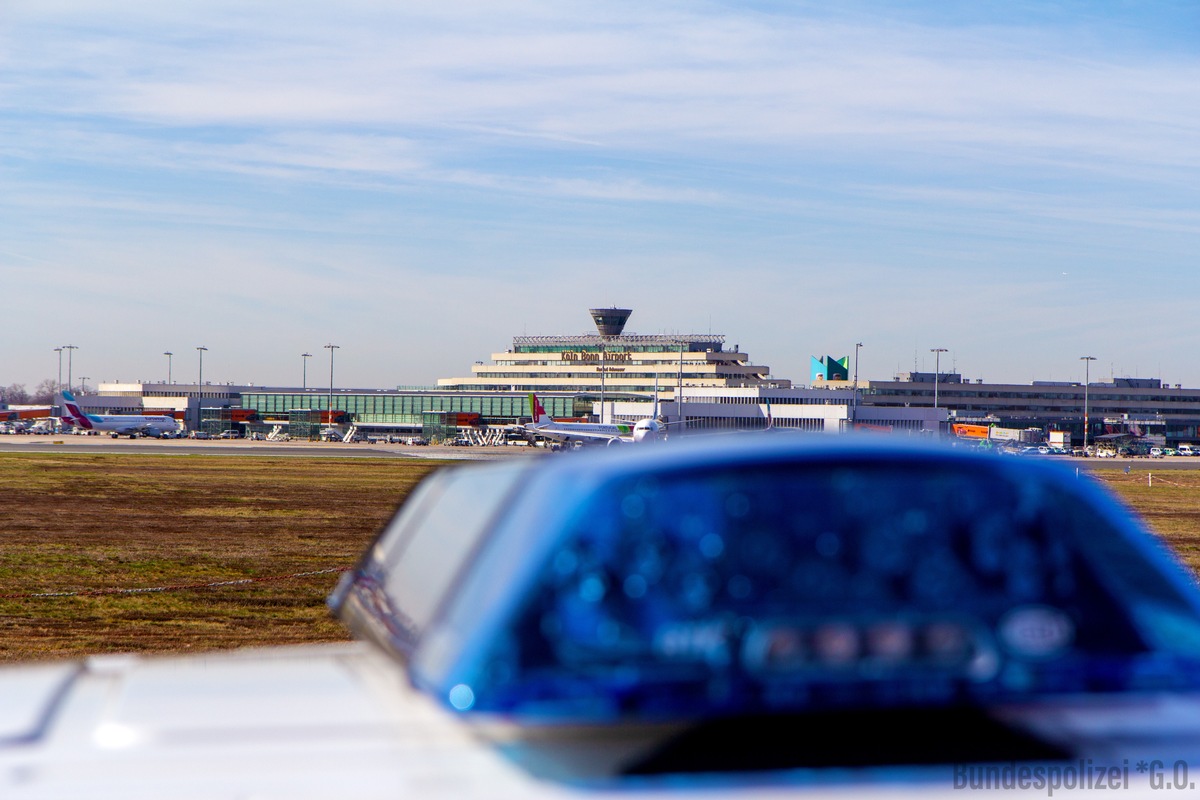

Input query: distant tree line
[0,380,67,405]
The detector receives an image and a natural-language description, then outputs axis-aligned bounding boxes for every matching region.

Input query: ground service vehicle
[3,436,1200,798]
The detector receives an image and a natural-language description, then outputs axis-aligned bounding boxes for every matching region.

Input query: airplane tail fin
[528,393,552,425]
[59,391,93,429]
[765,399,773,431]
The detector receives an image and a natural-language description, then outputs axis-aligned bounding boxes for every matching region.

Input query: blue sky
[3,1,1198,390]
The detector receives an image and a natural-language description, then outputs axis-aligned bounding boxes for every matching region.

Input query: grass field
[0,452,447,662]
[1088,466,1200,573]
[1,452,1198,664]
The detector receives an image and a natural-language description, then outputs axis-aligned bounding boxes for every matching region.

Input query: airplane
[522,392,663,446]
[59,390,182,438]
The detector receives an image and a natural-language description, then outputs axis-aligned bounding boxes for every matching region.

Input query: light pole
[598,340,606,424]
[325,344,339,430]
[63,345,78,393]
[54,347,63,393]
[302,352,312,390]
[196,346,207,387]
[852,342,863,424]
[78,377,89,394]
[195,347,208,432]
[677,339,685,432]
[164,352,173,384]
[1081,356,1097,453]
[930,348,947,434]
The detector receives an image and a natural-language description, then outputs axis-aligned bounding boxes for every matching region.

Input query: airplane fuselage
[73,414,180,437]
[524,420,632,444]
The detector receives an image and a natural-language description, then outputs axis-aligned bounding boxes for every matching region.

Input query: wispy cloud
[1,1,1198,388]
[7,4,1198,163]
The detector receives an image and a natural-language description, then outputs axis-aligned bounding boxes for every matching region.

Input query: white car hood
[3,642,1200,798]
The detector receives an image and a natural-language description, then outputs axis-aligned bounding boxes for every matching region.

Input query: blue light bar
[330,437,1200,723]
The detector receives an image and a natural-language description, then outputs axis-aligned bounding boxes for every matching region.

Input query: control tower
[589,308,633,338]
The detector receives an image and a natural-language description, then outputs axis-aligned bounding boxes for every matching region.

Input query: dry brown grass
[1087,466,1200,574]
[0,452,446,662]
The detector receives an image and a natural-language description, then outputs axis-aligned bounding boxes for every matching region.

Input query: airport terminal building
[824,372,1200,446]
[75,307,1200,445]
[437,307,789,396]
[78,308,874,438]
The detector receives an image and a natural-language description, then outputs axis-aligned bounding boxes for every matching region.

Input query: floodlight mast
[63,345,78,393]
[195,347,208,431]
[930,348,948,434]
[1081,356,1097,453]
[677,339,685,432]
[325,344,340,431]
[196,347,207,387]
[852,342,863,423]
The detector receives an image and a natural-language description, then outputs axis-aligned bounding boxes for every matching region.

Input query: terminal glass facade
[241,392,579,427]
[288,409,321,441]
[199,408,231,437]
[422,411,456,442]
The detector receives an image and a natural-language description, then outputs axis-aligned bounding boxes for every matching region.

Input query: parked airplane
[522,393,662,445]
[59,391,181,438]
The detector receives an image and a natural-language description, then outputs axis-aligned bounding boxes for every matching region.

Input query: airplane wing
[101,420,151,436]
[530,429,627,444]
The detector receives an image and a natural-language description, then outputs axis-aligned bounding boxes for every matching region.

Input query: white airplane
[523,393,662,445]
[59,390,181,438]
